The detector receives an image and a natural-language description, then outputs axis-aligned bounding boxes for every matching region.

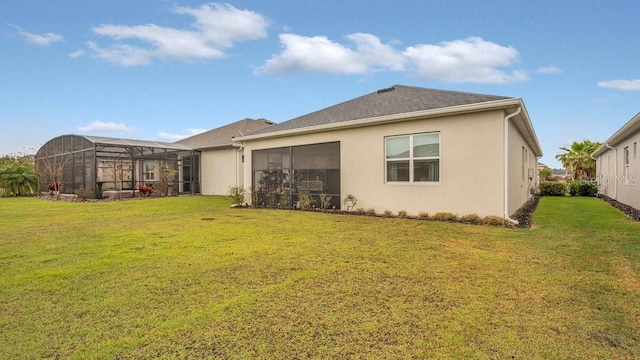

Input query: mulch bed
[510,195,540,229]
[598,194,640,221]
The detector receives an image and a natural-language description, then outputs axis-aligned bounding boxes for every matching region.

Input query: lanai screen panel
[36,135,200,198]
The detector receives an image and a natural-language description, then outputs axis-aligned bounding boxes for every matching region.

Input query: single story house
[177,118,274,195]
[234,85,542,219]
[593,112,640,210]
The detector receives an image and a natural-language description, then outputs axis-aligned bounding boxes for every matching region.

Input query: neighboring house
[177,118,274,195]
[234,85,542,219]
[593,112,640,210]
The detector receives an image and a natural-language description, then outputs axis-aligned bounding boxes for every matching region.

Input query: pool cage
[35,135,200,198]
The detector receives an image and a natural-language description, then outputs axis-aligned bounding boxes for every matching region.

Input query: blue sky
[1,1,639,168]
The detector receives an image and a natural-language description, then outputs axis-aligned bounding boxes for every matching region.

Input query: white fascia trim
[234,98,524,142]
[515,102,544,157]
[592,112,640,157]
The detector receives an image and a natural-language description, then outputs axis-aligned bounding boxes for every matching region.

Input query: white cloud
[18,30,64,46]
[157,129,208,142]
[403,37,527,84]
[259,34,526,84]
[536,65,562,74]
[89,3,268,66]
[68,49,86,59]
[598,79,640,91]
[258,33,406,75]
[78,121,134,133]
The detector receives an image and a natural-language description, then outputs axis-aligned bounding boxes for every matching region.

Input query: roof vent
[377,86,396,94]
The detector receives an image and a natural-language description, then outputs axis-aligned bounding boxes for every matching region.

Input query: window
[624,146,630,182]
[144,164,155,181]
[522,147,526,181]
[385,133,439,182]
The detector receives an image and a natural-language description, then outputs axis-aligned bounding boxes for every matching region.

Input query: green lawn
[0,196,638,359]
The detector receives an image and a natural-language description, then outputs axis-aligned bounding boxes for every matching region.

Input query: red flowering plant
[136,184,154,197]
[47,181,63,192]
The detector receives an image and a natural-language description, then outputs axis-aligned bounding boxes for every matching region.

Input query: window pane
[414,159,439,182]
[386,136,410,159]
[387,160,410,181]
[414,134,439,157]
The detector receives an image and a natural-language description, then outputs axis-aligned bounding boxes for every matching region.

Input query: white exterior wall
[200,147,243,195]
[242,110,511,217]
[597,134,640,210]
[507,120,537,215]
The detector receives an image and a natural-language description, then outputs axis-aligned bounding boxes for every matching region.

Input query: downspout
[605,144,617,199]
[504,106,522,223]
[236,141,245,190]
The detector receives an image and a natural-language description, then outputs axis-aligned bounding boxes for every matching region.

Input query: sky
[1,1,639,168]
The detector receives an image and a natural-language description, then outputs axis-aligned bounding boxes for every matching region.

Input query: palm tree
[0,164,39,196]
[555,140,601,180]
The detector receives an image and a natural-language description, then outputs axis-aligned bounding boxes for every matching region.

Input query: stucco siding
[507,119,536,215]
[597,133,640,210]
[243,110,508,217]
[200,148,241,195]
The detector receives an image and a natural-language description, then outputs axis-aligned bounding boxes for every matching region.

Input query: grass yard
[0,196,638,359]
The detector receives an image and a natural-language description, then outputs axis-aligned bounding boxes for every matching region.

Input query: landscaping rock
[510,195,540,229]
[598,195,640,221]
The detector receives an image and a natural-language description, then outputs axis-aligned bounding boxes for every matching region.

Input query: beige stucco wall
[597,134,640,210]
[242,110,514,217]
[507,120,537,215]
[200,147,242,195]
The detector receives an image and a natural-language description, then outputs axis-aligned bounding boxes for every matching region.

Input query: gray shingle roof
[249,85,512,136]
[177,118,274,149]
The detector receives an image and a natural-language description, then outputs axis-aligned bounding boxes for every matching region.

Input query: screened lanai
[35,135,200,198]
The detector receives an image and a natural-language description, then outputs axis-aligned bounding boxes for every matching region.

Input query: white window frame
[624,146,630,183]
[144,164,156,181]
[385,132,440,183]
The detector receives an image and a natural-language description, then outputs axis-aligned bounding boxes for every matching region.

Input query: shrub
[354,207,366,215]
[366,208,376,216]
[74,186,93,201]
[416,211,429,220]
[383,210,393,217]
[433,212,458,222]
[319,193,332,210]
[343,194,358,211]
[298,193,312,210]
[539,181,567,196]
[483,215,507,227]
[226,186,245,204]
[568,180,598,197]
[398,210,407,218]
[47,181,63,191]
[136,184,154,197]
[460,213,482,224]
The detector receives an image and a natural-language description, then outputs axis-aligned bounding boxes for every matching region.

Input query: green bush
[416,211,429,220]
[568,180,598,197]
[433,212,458,222]
[483,215,507,227]
[397,210,407,218]
[227,186,245,204]
[539,181,567,196]
[460,213,482,224]
[343,194,358,211]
